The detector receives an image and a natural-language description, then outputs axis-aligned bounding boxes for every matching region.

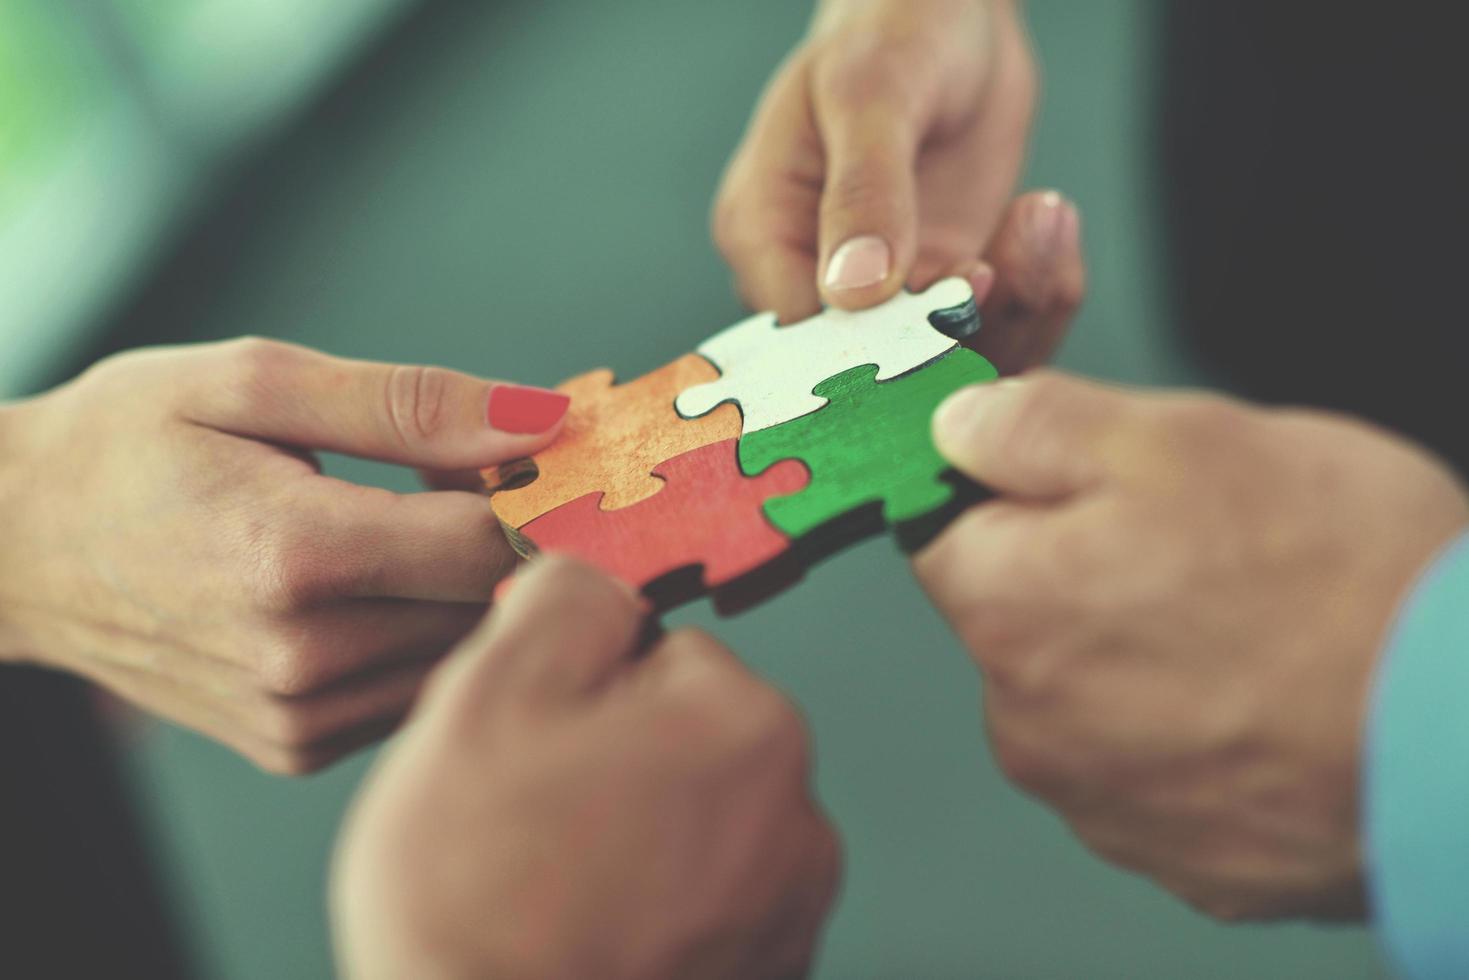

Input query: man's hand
[714,0,1039,322]
[332,558,840,980]
[0,338,570,773]
[913,373,1469,920]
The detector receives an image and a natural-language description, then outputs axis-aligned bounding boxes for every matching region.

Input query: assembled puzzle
[483,277,998,613]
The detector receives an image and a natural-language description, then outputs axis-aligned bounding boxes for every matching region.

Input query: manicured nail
[1025,191,1067,258]
[488,384,570,434]
[933,380,1023,447]
[824,235,891,292]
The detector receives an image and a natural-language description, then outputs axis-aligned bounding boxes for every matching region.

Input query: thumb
[815,96,921,310]
[190,338,568,469]
[931,371,1127,499]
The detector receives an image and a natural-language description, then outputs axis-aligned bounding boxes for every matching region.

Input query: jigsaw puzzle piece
[485,354,742,530]
[738,347,999,540]
[518,439,809,602]
[674,276,977,435]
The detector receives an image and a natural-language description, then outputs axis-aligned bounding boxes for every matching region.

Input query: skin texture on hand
[714,0,1037,322]
[914,373,1469,921]
[0,338,567,774]
[331,558,841,980]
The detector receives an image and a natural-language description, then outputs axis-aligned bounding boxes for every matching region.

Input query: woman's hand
[0,338,569,773]
[333,558,840,980]
[714,0,1038,321]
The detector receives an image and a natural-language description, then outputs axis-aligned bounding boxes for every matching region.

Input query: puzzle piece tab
[518,439,809,596]
[486,354,742,529]
[674,276,975,435]
[739,347,999,539]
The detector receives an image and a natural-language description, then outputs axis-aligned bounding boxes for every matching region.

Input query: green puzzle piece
[738,347,999,538]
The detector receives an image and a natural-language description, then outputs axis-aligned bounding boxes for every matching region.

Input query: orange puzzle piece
[485,354,741,530]
[517,439,809,597]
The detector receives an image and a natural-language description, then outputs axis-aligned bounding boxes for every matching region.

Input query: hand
[913,372,1469,920]
[331,558,840,980]
[714,0,1039,321]
[0,338,569,773]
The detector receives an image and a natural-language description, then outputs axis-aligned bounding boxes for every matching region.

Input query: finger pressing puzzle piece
[673,276,977,434]
[518,439,809,605]
[486,354,742,530]
[738,347,999,540]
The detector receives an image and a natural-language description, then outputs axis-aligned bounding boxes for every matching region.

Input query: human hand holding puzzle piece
[482,278,997,613]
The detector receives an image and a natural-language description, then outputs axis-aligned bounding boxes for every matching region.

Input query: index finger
[713,61,825,323]
[260,477,520,605]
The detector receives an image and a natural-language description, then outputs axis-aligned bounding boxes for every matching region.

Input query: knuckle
[384,364,451,448]
[243,519,349,612]
[1074,823,1155,877]
[709,191,747,256]
[258,746,322,777]
[663,631,809,761]
[262,701,322,750]
[817,38,920,111]
[1010,47,1040,116]
[1160,395,1245,444]
[253,616,346,697]
[815,822,845,885]
[241,739,317,777]
[220,336,298,405]
[989,727,1054,796]
[257,638,325,697]
[661,627,736,681]
[224,335,288,362]
[982,643,1056,700]
[738,684,811,768]
[1184,889,1253,924]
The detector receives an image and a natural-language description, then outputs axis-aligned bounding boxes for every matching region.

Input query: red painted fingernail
[488,384,570,434]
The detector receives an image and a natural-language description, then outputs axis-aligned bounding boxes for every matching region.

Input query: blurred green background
[1,1,1386,977]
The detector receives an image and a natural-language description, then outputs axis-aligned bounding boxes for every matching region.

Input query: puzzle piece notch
[673,276,976,435]
[738,347,999,541]
[518,439,810,604]
[485,354,742,530]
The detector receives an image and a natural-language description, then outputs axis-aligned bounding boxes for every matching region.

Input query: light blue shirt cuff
[1366,529,1469,978]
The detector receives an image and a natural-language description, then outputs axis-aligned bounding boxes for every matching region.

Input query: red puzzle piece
[518,439,809,600]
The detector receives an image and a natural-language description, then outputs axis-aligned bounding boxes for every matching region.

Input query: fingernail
[824,235,891,292]
[933,380,1022,447]
[1025,191,1068,258]
[488,384,570,434]
[966,260,997,305]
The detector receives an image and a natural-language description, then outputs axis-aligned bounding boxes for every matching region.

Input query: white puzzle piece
[674,277,973,434]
